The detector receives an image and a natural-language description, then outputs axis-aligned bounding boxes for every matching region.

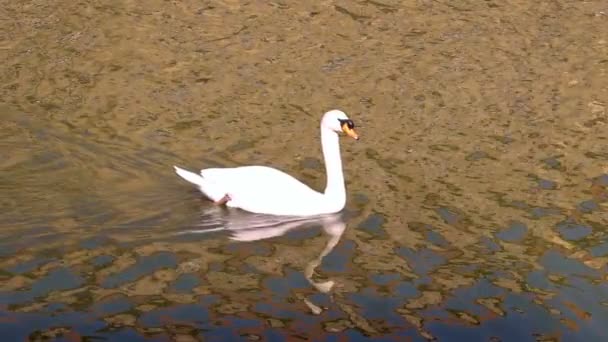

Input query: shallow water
[2,1,608,340]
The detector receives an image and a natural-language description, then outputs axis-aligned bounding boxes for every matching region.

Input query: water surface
[2,1,608,340]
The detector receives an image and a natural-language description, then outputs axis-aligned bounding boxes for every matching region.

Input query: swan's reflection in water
[178,207,346,314]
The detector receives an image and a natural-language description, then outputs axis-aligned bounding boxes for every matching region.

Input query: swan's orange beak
[341,124,359,140]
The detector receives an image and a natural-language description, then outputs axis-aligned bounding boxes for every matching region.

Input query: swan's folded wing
[202,166,325,216]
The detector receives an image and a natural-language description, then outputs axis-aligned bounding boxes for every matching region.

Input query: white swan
[173,109,359,216]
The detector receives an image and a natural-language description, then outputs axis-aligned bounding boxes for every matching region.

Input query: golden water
[1,1,608,340]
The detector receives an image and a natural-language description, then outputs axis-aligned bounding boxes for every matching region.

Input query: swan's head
[322,110,359,140]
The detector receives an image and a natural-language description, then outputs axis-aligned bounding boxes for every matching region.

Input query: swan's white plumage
[174,110,357,216]
[173,166,225,202]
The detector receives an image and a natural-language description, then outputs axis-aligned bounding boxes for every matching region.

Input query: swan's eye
[338,119,355,129]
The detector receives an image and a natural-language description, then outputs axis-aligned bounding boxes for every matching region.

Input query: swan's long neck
[321,126,345,208]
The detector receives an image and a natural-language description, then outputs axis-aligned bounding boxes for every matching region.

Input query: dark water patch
[306,292,333,309]
[6,257,55,274]
[502,199,529,210]
[170,274,200,293]
[542,156,563,170]
[263,268,311,297]
[409,222,453,246]
[101,252,178,288]
[29,267,84,295]
[283,226,322,240]
[427,279,566,341]
[91,255,115,267]
[547,276,608,324]
[352,193,369,207]
[526,269,554,291]
[556,219,592,241]
[0,267,84,305]
[370,272,401,286]
[463,262,482,274]
[79,235,112,250]
[340,208,360,221]
[592,174,608,186]
[589,242,608,257]
[91,295,133,316]
[495,221,527,242]
[577,200,599,214]
[426,230,449,247]
[529,206,561,219]
[436,206,462,225]
[538,178,558,190]
[490,191,532,211]
[299,157,322,170]
[138,297,218,328]
[443,279,503,316]
[357,213,387,238]
[486,269,511,281]
[45,302,68,313]
[545,277,608,340]
[0,310,109,342]
[540,250,598,278]
[479,237,501,253]
[319,239,356,274]
[393,281,419,299]
[396,247,446,275]
[238,262,263,275]
[0,242,20,258]
[219,317,262,330]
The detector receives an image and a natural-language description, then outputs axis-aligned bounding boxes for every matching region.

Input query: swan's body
[174,110,359,216]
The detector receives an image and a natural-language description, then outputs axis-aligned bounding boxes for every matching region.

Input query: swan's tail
[174,166,205,186]
[173,165,225,202]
